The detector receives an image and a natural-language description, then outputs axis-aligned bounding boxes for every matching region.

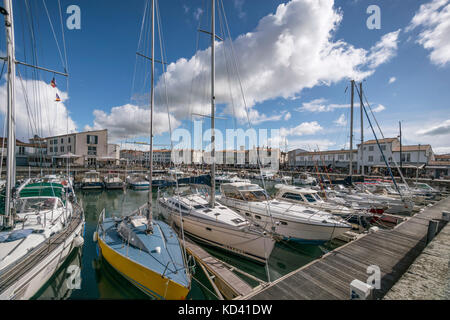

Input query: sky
[0,0,449,154]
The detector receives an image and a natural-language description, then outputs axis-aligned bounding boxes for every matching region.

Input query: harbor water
[33,183,340,300]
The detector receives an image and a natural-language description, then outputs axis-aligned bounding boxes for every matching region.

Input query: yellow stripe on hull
[98,238,189,300]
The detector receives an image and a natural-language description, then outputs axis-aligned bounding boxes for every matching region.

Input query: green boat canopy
[19,182,64,199]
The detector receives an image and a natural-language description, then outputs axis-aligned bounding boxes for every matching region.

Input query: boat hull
[104,182,124,189]
[161,206,274,264]
[81,182,104,190]
[97,237,189,300]
[218,199,350,243]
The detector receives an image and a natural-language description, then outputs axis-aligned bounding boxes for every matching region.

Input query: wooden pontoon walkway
[181,236,259,300]
[242,196,450,300]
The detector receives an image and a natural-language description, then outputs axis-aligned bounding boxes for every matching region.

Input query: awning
[53,153,81,159]
[98,156,117,161]
[425,166,450,170]
[372,163,426,169]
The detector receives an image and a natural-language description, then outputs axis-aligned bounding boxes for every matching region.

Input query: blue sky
[1,0,449,154]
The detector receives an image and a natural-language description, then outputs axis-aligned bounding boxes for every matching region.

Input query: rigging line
[355,85,402,198]
[131,0,149,102]
[42,0,65,70]
[218,0,272,283]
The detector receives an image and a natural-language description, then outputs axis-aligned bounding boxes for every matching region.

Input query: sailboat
[158,0,275,264]
[95,0,191,300]
[0,0,85,299]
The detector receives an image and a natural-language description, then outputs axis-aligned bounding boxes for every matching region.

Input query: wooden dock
[242,196,450,300]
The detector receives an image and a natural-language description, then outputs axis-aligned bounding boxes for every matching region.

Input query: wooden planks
[182,238,253,299]
[244,196,450,300]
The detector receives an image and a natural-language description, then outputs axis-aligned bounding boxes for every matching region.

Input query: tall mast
[4,0,16,228]
[349,80,354,178]
[147,0,154,232]
[360,82,364,176]
[210,0,216,208]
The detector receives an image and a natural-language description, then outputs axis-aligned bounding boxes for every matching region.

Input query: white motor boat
[274,184,373,225]
[217,182,352,244]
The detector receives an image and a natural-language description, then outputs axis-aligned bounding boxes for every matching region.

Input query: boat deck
[0,204,84,297]
[242,196,450,300]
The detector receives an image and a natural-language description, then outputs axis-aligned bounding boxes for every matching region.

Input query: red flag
[55,93,61,102]
[50,78,56,88]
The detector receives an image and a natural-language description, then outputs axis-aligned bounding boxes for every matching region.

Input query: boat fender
[155,246,161,254]
[74,235,84,247]
[369,226,379,234]
[93,231,98,242]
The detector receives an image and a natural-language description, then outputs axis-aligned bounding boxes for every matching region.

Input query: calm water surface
[34,182,339,300]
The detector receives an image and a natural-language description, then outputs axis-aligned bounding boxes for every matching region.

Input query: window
[338,155,344,160]
[88,146,97,155]
[68,146,72,152]
[381,145,386,151]
[68,137,71,143]
[368,146,374,151]
[61,146,64,152]
[50,147,53,152]
[54,139,58,145]
[304,194,317,203]
[380,156,384,162]
[61,138,64,144]
[368,156,374,162]
[87,135,98,144]
[281,193,304,202]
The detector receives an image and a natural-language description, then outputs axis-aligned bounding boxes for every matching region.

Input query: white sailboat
[0,0,85,300]
[158,0,275,264]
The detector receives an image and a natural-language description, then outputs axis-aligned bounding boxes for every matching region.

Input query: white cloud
[296,98,349,113]
[154,0,400,125]
[84,104,180,142]
[334,114,347,126]
[183,5,190,14]
[366,29,401,68]
[372,104,386,113]
[407,0,450,66]
[280,121,323,137]
[0,78,77,140]
[388,76,396,84]
[418,119,450,136]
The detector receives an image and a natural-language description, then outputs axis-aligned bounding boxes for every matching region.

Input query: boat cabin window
[241,190,268,202]
[231,218,245,224]
[304,194,317,203]
[193,205,205,210]
[223,189,244,201]
[281,193,304,202]
[18,198,57,212]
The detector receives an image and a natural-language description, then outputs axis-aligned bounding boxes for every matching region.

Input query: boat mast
[360,82,364,176]
[210,0,216,208]
[349,80,354,178]
[147,0,154,232]
[4,0,16,228]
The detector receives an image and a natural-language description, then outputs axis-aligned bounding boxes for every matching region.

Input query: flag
[55,93,61,102]
[50,77,56,88]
